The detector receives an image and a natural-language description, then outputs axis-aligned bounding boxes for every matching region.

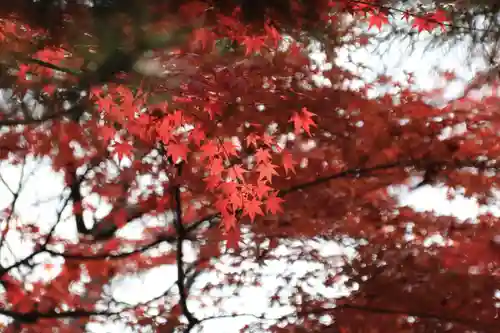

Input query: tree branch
[0,308,118,324]
[23,56,81,76]
[186,157,500,234]
[172,162,199,332]
[44,234,176,261]
[280,160,407,196]
[68,168,91,236]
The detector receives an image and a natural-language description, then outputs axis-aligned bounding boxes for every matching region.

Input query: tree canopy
[0,1,499,332]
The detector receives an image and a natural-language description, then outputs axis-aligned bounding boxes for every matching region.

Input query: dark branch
[0,308,118,324]
[45,234,176,261]
[187,157,500,232]
[280,160,407,196]
[172,162,199,332]
[68,169,91,235]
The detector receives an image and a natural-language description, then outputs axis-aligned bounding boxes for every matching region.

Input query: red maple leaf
[221,140,239,157]
[215,198,231,219]
[431,9,449,31]
[255,181,273,199]
[243,198,264,222]
[255,148,271,164]
[190,125,206,146]
[100,125,116,142]
[227,164,247,181]
[282,151,297,175]
[112,141,133,162]
[200,140,219,160]
[167,142,189,163]
[261,133,275,146]
[242,36,266,56]
[245,133,260,148]
[264,23,281,47]
[289,107,317,136]
[192,27,214,50]
[257,163,279,183]
[265,193,284,215]
[204,174,221,191]
[402,10,412,22]
[368,12,389,31]
[412,16,435,32]
[208,157,225,175]
[220,181,239,196]
[204,101,222,120]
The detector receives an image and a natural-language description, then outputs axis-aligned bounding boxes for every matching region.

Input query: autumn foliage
[0,0,498,332]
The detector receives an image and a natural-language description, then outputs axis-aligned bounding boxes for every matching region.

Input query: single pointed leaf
[265,193,284,215]
[257,163,279,183]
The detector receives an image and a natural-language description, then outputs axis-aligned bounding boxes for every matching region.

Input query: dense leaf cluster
[0,1,498,333]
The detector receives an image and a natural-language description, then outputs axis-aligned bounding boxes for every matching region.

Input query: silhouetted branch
[0,161,25,258]
[0,186,74,278]
[280,160,407,195]
[23,56,81,76]
[0,308,119,324]
[172,162,199,332]
[187,157,500,233]
[44,234,176,261]
[68,169,91,236]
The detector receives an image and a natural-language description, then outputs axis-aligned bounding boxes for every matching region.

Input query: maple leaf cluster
[0,1,497,333]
